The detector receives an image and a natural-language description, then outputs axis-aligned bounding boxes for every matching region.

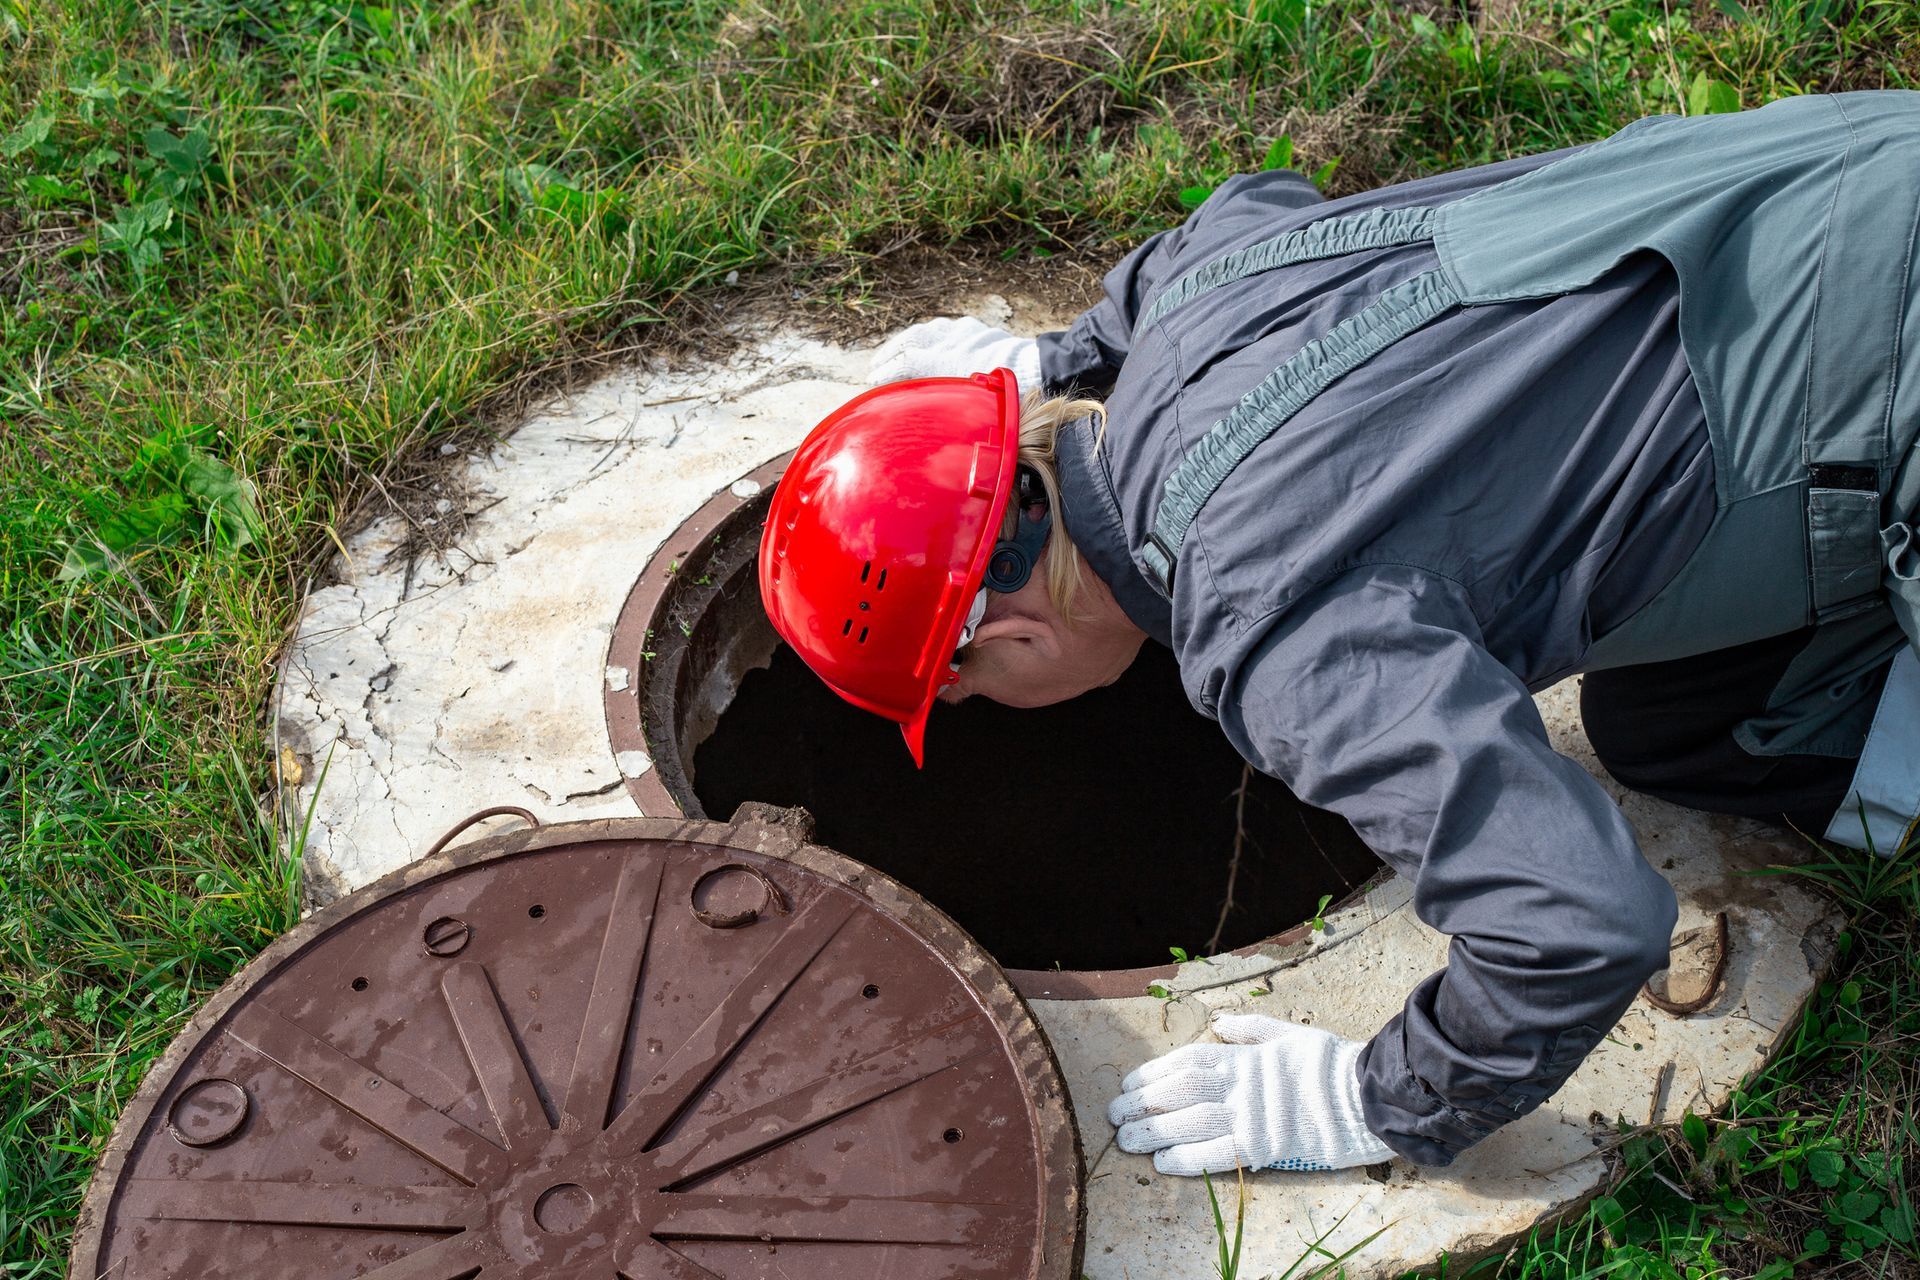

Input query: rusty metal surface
[606,455,790,823]
[604,463,1376,1003]
[1642,911,1733,1015]
[71,816,1083,1280]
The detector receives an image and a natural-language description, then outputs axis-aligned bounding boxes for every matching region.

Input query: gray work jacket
[1041,93,1920,1166]
[1038,154,1707,1166]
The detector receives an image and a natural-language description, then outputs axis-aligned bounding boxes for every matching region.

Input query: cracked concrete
[280,307,1842,1277]
[280,329,883,898]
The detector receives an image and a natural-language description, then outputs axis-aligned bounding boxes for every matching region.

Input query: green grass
[3,0,1918,1275]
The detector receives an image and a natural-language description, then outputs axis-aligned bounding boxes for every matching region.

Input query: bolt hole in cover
[71,817,1081,1280]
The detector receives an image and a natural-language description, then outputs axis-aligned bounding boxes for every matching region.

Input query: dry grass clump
[919,17,1147,143]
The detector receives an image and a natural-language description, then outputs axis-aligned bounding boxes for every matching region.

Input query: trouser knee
[1578,627,1873,832]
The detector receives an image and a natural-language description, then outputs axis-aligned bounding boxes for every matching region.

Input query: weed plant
[3,0,1918,1276]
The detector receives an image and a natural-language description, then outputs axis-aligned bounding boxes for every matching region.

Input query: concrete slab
[280,314,1841,1278]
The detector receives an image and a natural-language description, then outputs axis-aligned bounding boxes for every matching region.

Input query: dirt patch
[317,241,1114,585]
[774,241,1113,346]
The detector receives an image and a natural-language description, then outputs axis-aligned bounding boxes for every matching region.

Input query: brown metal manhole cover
[71,815,1081,1279]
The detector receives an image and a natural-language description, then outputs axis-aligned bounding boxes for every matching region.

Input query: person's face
[938,548,1145,708]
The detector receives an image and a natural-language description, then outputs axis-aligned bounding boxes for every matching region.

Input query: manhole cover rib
[72,816,1082,1280]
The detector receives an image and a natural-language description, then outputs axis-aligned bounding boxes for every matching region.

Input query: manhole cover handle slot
[423,806,542,860]
[691,863,791,929]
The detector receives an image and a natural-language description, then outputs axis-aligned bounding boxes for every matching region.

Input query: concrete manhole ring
[70,815,1082,1280]
[602,453,1388,999]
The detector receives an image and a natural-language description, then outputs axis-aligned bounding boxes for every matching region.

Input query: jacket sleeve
[1207,565,1677,1166]
[1038,168,1326,396]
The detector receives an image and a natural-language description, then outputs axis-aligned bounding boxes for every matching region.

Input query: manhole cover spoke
[439,962,555,1151]
[225,1002,508,1185]
[72,820,1080,1280]
[636,1237,725,1280]
[349,1233,498,1280]
[118,1179,481,1231]
[649,1012,990,1185]
[601,893,857,1157]
[652,1193,1019,1246]
[560,852,666,1132]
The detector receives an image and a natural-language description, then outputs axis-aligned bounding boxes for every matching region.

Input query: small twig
[1650,1168,1698,1204]
[1648,1060,1677,1126]
[1208,763,1253,954]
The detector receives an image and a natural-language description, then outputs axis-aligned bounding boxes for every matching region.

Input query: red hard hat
[759,369,1022,766]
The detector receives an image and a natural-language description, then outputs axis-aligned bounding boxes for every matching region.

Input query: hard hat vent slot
[842,619,852,637]
[857,626,870,644]
[875,568,887,592]
[860,561,871,583]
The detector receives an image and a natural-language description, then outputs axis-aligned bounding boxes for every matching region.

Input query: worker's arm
[870,169,1328,391]
[1209,564,1676,1166]
[1038,168,1326,395]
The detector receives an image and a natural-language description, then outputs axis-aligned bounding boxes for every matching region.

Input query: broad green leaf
[1714,0,1747,19]
[104,198,173,248]
[504,162,572,205]
[1687,73,1741,116]
[1803,1228,1830,1254]
[99,492,193,550]
[25,174,85,202]
[1807,1148,1845,1187]
[1882,1203,1916,1245]
[179,449,264,550]
[143,124,213,183]
[2,104,53,157]
[1312,158,1341,190]
[1712,1126,1754,1164]
[1178,184,1215,211]
[1262,135,1294,171]
[57,493,192,579]
[1681,1110,1709,1158]
[1838,1187,1885,1221]
[58,542,111,581]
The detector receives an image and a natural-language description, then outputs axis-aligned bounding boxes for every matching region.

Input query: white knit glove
[867,316,1043,393]
[1108,1014,1394,1175]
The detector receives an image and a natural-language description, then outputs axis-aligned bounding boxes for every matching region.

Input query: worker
[757,92,1920,1175]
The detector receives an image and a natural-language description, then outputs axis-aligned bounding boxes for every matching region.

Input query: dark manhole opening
[614,469,1382,974]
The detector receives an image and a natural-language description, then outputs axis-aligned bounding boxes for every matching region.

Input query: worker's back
[1045,155,1713,696]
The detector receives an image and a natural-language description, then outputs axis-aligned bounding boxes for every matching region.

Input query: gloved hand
[867,316,1043,393]
[1107,1013,1394,1175]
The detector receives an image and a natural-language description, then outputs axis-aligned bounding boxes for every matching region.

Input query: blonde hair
[1000,392,1106,622]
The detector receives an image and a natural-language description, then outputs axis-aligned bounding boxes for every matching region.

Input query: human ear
[969,614,1050,648]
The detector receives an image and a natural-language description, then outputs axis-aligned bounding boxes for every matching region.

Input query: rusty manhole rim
[604,458,1388,1001]
[70,813,1084,1280]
